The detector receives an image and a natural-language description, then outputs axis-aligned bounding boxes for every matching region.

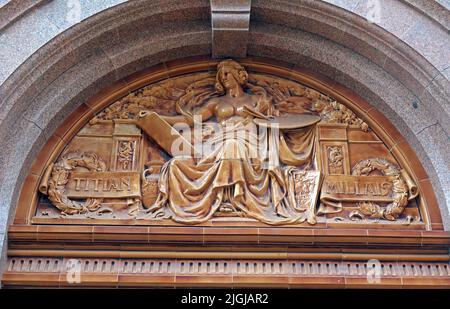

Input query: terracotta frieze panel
[24,59,428,229]
[5,57,449,289]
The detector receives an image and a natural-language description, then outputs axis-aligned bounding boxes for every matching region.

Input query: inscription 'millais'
[323,178,393,197]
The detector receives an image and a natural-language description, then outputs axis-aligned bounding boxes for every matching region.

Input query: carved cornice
[3,256,450,288]
[5,225,450,287]
[8,225,450,248]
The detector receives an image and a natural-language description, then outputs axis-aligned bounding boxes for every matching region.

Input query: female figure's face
[219,66,240,90]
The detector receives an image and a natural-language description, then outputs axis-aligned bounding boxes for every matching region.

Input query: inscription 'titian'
[73,177,132,192]
[65,172,141,199]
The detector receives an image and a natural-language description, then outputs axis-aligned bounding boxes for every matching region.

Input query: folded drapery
[140,117,318,225]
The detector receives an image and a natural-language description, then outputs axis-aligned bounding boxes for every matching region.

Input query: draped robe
[147,114,317,225]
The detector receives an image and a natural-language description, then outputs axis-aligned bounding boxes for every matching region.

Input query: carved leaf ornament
[350,158,416,221]
[45,152,106,215]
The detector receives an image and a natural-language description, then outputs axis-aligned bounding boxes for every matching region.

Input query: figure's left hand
[138,110,154,118]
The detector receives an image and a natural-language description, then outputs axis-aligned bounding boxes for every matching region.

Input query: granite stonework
[0,205,9,237]
[330,0,450,70]
[420,72,450,135]
[0,38,23,94]
[0,117,44,245]
[22,48,120,138]
[43,0,128,30]
[0,0,449,271]
[100,22,210,73]
[211,0,251,58]
[251,1,447,121]
[0,0,46,30]
[353,0,417,37]
[0,0,127,84]
[406,0,450,29]
[416,123,450,226]
[0,0,211,125]
[400,18,450,72]
[248,24,438,136]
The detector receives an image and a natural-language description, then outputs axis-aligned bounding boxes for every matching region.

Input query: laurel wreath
[350,158,409,221]
[47,152,106,215]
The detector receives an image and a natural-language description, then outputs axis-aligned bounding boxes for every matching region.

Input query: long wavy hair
[175,60,273,120]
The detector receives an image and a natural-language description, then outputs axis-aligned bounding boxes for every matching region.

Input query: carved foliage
[47,152,106,215]
[327,146,344,174]
[117,141,135,171]
[248,75,369,131]
[351,158,410,221]
[91,72,369,131]
[91,73,212,122]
